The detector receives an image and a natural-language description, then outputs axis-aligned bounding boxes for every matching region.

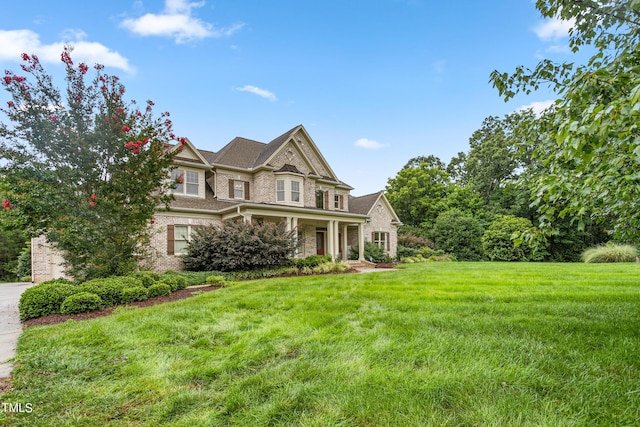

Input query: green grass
[2,263,640,426]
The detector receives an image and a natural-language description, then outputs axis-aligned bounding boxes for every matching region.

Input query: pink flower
[121,125,131,132]
[90,193,97,200]
[89,201,96,207]
[78,63,88,74]
[178,137,187,146]
[115,107,124,115]
[3,76,12,84]
[7,101,15,108]
[176,174,184,183]
[2,199,11,210]
[48,114,58,122]
[61,50,73,65]
[21,53,29,61]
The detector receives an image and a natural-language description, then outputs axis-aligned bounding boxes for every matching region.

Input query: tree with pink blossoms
[0,47,180,280]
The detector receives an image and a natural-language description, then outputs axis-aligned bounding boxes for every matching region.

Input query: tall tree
[385,156,451,228]
[490,0,640,241]
[0,48,180,280]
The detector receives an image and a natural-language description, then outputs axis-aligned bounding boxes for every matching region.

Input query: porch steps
[343,260,376,269]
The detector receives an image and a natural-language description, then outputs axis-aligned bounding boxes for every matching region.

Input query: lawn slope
[2,263,639,426]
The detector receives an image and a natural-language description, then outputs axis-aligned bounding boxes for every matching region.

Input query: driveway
[0,282,35,379]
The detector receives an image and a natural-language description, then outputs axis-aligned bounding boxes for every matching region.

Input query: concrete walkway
[0,282,35,379]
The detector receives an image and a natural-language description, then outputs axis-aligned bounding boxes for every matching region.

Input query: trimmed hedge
[159,275,188,292]
[60,292,104,314]
[120,286,149,303]
[130,271,159,288]
[77,278,127,306]
[19,282,78,320]
[147,283,172,297]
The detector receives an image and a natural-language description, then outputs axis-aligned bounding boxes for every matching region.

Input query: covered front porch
[220,204,368,261]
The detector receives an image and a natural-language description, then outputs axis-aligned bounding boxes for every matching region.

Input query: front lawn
[2,263,639,426]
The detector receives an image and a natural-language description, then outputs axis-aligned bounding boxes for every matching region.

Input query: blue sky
[0,0,579,195]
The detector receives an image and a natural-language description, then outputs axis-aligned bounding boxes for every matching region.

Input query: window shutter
[386,232,390,251]
[244,181,250,200]
[228,179,234,198]
[340,195,344,210]
[167,225,175,255]
[324,191,329,210]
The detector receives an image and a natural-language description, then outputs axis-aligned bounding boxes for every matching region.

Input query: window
[234,181,244,199]
[291,181,300,202]
[316,190,325,209]
[372,232,390,252]
[334,194,344,210]
[229,180,250,200]
[171,169,200,197]
[167,224,195,255]
[276,180,285,202]
[275,177,303,205]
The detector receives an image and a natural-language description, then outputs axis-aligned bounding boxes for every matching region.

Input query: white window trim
[171,168,204,198]
[275,175,304,206]
[174,225,194,255]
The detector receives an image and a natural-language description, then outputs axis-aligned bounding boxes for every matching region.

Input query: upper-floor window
[229,179,250,200]
[334,194,344,210]
[276,177,303,205]
[171,169,200,196]
[316,190,328,209]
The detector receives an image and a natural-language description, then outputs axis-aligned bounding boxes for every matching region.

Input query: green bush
[482,215,546,262]
[291,255,332,268]
[160,275,188,292]
[581,243,638,263]
[147,283,172,297]
[19,282,78,320]
[120,286,149,303]
[430,209,485,261]
[77,278,127,307]
[205,275,227,285]
[182,220,297,272]
[129,271,159,288]
[349,242,391,263]
[60,292,104,315]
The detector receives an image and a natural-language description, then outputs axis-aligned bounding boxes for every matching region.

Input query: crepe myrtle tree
[0,47,185,280]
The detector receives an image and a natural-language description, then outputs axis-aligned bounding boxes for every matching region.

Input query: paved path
[0,282,35,379]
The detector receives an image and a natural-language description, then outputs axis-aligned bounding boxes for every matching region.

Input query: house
[31,125,401,282]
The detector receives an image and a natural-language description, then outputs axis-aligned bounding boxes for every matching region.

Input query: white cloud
[534,17,575,41]
[355,138,384,150]
[236,85,277,102]
[0,29,132,72]
[519,99,555,115]
[121,0,243,44]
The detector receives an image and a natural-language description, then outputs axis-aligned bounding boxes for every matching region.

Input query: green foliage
[14,242,31,279]
[159,275,188,292]
[482,215,545,262]
[18,282,78,320]
[205,275,227,285]
[77,278,127,307]
[349,242,390,263]
[0,228,28,281]
[290,255,332,268]
[430,209,485,261]
[183,220,297,272]
[147,282,172,297]
[490,1,640,242]
[130,271,159,288]
[0,48,178,281]
[582,243,638,263]
[60,292,104,315]
[385,156,451,227]
[120,286,149,304]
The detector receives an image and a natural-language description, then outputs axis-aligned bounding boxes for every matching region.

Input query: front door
[316,232,325,255]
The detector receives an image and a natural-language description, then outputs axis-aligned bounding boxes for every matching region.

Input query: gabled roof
[209,137,265,169]
[253,126,299,168]
[349,191,402,224]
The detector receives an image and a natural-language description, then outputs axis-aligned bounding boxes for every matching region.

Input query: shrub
[60,292,104,314]
[482,215,546,262]
[182,220,297,272]
[581,243,638,263]
[129,271,159,288]
[291,255,332,268]
[19,282,78,320]
[349,242,391,263]
[205,275,226,285]
[77,278,127,307]
[147,283,172,297]
[430,209,485,261]
[160,275,188,292]
[120,286,149,303]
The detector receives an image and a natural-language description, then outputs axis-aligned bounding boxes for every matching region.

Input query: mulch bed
[23,285,222,328]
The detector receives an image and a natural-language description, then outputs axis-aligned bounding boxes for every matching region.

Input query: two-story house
[31,125,401,281]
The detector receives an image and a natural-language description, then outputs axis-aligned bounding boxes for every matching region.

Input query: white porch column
[292,217,298,231]
[358,223,365,261]
[333,220,340,261]
[341,224,348,260]
[327,220,335,261]
[243,214,252,224]
[285,216,292,232]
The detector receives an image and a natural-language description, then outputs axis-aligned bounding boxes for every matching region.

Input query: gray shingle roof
[210,137,266,169]
[348,191,382,215]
